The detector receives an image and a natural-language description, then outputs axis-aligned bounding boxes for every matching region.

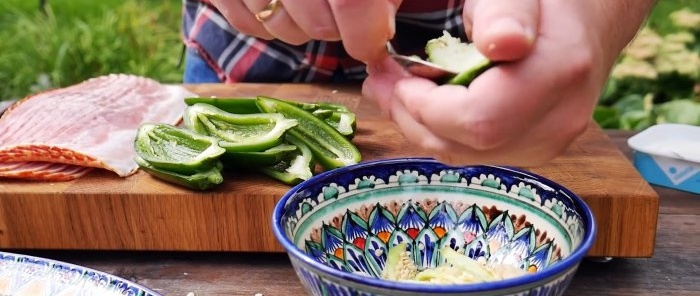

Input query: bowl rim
[0,250,162,295]
[272,157,597,293]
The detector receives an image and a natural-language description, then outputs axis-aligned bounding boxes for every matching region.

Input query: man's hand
[363,0,656,166]
[209,0,400,64]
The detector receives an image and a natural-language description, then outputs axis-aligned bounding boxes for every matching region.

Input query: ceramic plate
[0,251,160,296]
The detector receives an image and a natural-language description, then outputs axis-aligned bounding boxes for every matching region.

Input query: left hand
[209,0,401,64]
[362,0,655,167]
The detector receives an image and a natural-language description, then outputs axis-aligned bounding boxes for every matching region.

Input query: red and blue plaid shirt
[182,0,466,83]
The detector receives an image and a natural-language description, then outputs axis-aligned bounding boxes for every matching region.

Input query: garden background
[0,0,698,129]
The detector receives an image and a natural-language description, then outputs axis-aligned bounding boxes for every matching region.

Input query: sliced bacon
[0,162,93,181]
[0,74,193,180]
[0,162,23,171]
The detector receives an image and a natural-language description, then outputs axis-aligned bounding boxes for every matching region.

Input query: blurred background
[0,0,698,130]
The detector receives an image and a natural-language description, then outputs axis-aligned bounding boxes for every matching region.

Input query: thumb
[464,0,539,61]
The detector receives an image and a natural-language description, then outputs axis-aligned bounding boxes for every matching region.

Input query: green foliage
[2,0,699,131]
[647,0,700,35]
[598,3,700,130]
[0,0,182,101]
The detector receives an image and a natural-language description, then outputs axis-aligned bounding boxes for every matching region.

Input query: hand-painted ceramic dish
[273,158,596,296]
[0,251,160,296]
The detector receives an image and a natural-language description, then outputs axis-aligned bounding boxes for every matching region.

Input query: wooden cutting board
[0,83,659,257]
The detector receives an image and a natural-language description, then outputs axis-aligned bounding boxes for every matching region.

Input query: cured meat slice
[0,74,192,180]
[0,162,93,181]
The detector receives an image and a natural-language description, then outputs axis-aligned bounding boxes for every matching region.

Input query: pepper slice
[134,123,226,174]
[184,97,357,138]
[425,31,492,86]
[183,103,298,152]
[135,156,224,190]
[184,97,260,114]
[185,97,349,114]
[221,143,297,168]
[256,96,361,170]
[259,135,315,185]
[318,110,356,139]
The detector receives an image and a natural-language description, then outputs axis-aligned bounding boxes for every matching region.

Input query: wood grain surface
[13,131,699,296]
[0,83,659,257]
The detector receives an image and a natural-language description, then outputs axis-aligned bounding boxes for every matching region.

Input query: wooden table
[0,83,660,258]
[10,130,700,296]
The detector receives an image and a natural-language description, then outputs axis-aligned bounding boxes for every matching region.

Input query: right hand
[209,0,400,64]
[362,0,655,167]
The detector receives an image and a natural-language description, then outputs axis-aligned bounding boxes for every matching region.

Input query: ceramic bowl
[272,158,596,296]
[0,251,161,295]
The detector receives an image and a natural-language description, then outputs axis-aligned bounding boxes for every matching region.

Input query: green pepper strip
[133,123,226,175]
[184,97,357,138]
[256,96,361,170]
[324,110,356,139]
[220,143,297,168]
[292,101,356,138]
[184,97,260,114]
[445,63,491,85]
[135,156,224,191]
[184,103,298,152]
[315,102,351,112]
[259,135,315,185]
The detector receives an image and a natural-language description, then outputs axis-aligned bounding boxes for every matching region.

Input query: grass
[0,0,182,101]
[0,0,697,120]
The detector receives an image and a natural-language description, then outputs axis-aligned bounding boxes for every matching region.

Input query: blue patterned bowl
[272,158,596,296]
[0,251,161,295]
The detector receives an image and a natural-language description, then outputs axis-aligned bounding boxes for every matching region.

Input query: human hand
[209,0,399,63]
[362,0,656,167]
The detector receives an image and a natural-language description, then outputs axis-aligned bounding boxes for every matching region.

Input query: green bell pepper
[133,123,226,174]
[256,96,361,170]
[183,103,298,153]
[135,156,224,191]
[319,110,356,139]
[184,97,357,138]
[425,31,492,86]
[259,135,315,185]
[184,97,260,114]
[220,143,297,168]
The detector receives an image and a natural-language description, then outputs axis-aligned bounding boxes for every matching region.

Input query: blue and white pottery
[0,251,160,296]
[272,158,596,296]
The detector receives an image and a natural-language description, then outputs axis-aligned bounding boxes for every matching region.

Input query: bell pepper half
[135,156,224,191]
[256,96,361,170]
[183,103,298,153]
[134,123,226,175]
[259,134,315,185]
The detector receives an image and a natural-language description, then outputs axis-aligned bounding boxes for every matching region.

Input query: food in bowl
[381,243,528,284]
[272,158,596,296]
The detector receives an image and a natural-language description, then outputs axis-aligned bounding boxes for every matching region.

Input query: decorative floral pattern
[0,251,160,296]
[275,158,595,296]
[304,199,562,278]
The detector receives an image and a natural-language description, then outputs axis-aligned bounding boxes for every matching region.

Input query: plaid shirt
[182,0,466,83]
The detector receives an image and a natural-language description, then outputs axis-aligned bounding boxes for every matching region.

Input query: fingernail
[487,18,535,46]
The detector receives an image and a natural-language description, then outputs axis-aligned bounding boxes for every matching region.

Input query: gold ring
[255,0,283,22]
